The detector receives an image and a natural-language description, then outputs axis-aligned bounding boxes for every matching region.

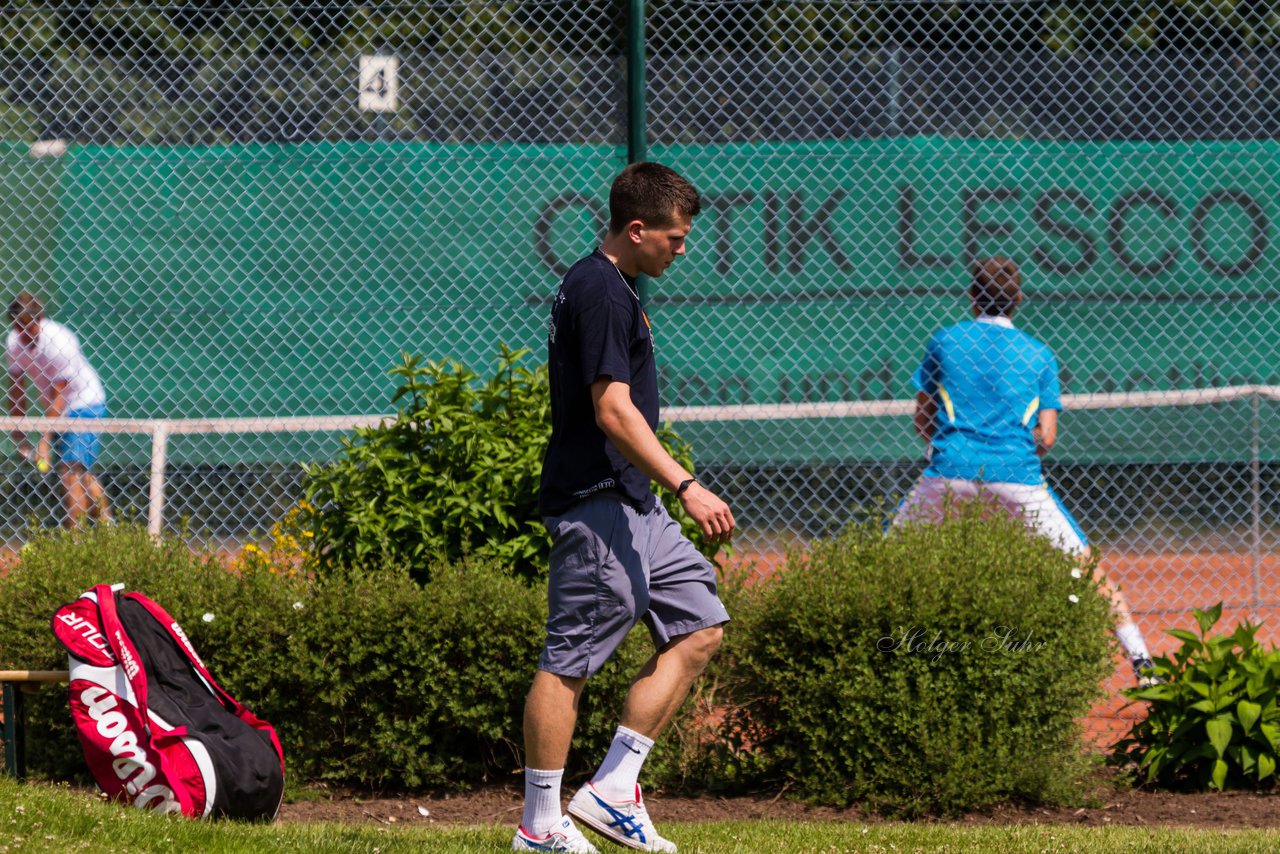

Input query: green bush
[300,345,714,583]
[0,525,702,790]
[706,506,1116,816]
[1114,603,1280,791]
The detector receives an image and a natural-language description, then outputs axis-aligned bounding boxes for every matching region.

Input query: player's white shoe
[512,814,600,853]
[568,782,677,852]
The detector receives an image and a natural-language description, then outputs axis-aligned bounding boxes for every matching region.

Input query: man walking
[514,163,733,853]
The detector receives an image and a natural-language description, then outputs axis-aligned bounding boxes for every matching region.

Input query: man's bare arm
[914,391,936,444]
[34,380,69,464]
[591,377,734,543]
[1035,408,1058,457]
[7,372,26,449]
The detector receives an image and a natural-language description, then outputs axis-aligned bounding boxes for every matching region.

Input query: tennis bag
[51,584,285,820]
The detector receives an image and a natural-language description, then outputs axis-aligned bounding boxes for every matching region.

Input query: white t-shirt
[6,319,107,412]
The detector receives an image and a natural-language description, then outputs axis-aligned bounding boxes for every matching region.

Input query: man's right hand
[679,482,734,544]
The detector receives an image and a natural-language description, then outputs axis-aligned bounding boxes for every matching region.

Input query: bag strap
[92,585,197,817]
[93,584,151,722]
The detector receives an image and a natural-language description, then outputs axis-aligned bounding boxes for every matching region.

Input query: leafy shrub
[230,500,317,577]
[300,345,713,583]
[706,506,1116,816]
[1115,603,1280,791]
[0,524,703,789]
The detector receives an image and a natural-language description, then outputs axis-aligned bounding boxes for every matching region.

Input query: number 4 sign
[359,55,399,113]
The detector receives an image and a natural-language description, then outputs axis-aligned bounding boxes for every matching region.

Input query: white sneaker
[512,814,600,853]
[567,783,677,853]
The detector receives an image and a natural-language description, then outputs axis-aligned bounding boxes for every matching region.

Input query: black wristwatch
[676,478,696,498]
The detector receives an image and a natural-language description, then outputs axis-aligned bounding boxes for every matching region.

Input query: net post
[147,424,170,539]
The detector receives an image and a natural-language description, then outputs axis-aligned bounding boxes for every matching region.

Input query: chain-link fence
[3,0,1279,735]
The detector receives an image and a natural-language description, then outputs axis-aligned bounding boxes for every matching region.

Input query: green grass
[5,776,1280,853]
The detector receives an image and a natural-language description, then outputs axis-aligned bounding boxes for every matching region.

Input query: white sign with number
[359,55,399,113]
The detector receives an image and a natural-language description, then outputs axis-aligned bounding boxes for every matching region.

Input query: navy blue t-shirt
[539,249,659,517]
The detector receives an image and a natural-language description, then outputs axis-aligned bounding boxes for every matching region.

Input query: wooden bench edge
[0,671,70,682]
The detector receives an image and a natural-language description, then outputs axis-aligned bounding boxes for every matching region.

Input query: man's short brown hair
[608,162,701,233]
[970,257,1022,317]
[8,291,43,323]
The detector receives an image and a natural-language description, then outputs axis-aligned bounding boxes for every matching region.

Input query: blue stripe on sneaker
[590,792,646,844]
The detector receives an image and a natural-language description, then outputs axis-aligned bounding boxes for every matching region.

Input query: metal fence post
[148,424,169,538]
[885,41,902,136]
[627,0,647,166]
[1252,390,1262,621]
[627,0,651,305]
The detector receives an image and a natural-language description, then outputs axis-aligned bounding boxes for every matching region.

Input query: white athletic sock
[590,725,654,802]
[1116,621,1151,661]
[521,767,564,836]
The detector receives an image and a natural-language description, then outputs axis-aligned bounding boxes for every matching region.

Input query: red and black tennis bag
[51,584,285,820]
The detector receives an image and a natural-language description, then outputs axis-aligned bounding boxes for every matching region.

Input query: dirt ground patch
[276,782,1280,830]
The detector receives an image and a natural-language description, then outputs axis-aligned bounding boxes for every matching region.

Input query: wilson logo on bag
[52,584,285,820]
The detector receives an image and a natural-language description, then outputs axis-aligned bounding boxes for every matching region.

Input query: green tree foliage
[1116,603,1280,791]
[756,2,879,54]
[4,1,1278,146]
[12,1,1280,69]
[1045,0,1280,54]
[300,345,715,582]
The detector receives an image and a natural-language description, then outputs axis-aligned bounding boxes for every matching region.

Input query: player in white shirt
[7,292,113,527]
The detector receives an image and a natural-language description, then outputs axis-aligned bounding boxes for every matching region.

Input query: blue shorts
[539,495,730,678]
[57,403,107,469]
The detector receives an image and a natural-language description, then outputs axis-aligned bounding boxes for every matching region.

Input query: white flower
[1070,568,1082,579]
[202,612,215,623]
[1068,594,1080,604]
[292,601,304,611]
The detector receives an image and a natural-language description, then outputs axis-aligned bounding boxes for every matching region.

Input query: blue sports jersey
[912,316,1061,485]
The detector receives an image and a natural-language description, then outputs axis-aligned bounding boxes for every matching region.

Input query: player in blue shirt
[893,257,1155,686]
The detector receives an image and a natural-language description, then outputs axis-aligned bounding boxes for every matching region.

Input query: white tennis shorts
[892,476,1089,556]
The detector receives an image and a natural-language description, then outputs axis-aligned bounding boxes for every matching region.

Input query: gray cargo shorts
[538,494,730,678]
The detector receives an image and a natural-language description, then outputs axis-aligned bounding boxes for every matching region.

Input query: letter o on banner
[535,193,607,277]
[1107,189,1180,278]
[1190,189,1269,277]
